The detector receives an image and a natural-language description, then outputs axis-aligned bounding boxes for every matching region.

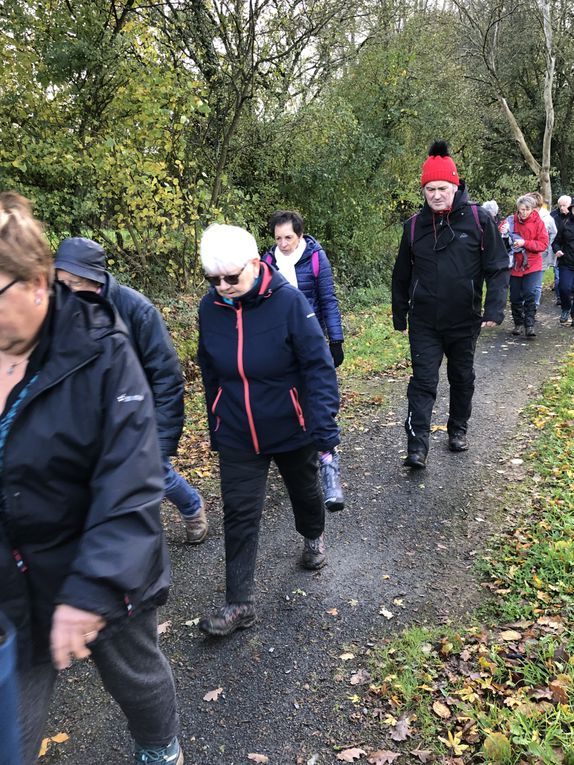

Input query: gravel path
[45,298,573,765]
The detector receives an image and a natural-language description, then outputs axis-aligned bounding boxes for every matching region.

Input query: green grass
[360,352,574,763]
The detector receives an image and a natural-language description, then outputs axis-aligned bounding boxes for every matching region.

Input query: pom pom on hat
[421,140,460,187]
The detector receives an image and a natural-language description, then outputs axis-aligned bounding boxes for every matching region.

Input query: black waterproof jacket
[551,213,574,270]
[0,284,169,668]
[197,263,340,455]
[392,184,510,334]
[103,274,184,456]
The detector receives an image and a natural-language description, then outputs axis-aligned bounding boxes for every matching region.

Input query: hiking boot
[448,432,468,452]
[302,533,326,570]
[183,495,208,544]
[404,451,427,469]
[134,737,183,764]
[525,325,536,338]
[319,453,345,512]
[560,309,569,324]
[198,602,256,637]
[511,324,522,336]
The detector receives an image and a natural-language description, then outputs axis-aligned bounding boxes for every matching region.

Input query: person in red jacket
[506,195,549,338]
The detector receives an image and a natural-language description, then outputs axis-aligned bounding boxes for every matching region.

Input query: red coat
[509,209,548,276]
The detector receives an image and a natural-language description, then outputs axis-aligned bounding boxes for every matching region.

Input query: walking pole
[0,611,22,764]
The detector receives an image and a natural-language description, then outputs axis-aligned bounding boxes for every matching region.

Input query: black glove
[329,341,344,368]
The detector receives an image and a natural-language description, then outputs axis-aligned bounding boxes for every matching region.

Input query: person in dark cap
[392,141,510,469]
[55,237,208,544]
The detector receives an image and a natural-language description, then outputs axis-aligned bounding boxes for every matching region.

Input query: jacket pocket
[289,388,306,431]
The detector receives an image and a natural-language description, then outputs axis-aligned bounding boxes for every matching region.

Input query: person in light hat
[392,141,510,469]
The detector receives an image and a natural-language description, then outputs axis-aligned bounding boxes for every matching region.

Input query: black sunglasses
[0,278,20,297]
[204,262,249,287]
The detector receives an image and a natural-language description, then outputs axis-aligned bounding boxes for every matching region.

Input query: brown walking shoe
[301,533,326,570]
[183,495,208,544]
[198,602,256,637]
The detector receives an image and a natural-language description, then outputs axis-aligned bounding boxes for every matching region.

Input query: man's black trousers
[405,324,479,455]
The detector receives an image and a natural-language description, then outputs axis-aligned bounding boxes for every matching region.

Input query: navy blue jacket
[392,184,510,333]
[0,285,169,668]
[262,235,344,342]
[197,263,340,454]
[103,274,184,456]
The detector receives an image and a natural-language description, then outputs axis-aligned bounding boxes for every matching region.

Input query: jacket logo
[459,233,468,238]
[306,312,316,318]
[117,393,145,402]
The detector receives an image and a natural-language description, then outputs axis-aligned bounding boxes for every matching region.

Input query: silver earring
[35,296,42,305]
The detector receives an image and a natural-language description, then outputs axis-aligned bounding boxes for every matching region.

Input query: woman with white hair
[197,224,340,636]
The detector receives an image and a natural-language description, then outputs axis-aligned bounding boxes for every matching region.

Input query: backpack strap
[409,214,418,247]
[311,249,320,279]
[470,203,484,251]
[262,252,273,266]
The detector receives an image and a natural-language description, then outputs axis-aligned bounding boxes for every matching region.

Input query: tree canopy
[1,0,572,289]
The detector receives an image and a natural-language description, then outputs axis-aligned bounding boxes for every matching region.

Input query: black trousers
[405,325,479,454]
[219,444,324,603]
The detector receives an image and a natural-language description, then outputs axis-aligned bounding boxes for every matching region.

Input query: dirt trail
[47,299,573,765]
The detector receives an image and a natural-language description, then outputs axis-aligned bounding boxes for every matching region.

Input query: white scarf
[274,238,307,287]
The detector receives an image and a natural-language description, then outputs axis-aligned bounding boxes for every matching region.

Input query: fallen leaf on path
[379,607,394,619]
[367,750,401,764]
[248,754,269,763]
[340,652,355,661]
[39,733,69,757]
[336,748,367,761]
[326,608,339,616]
[432,700,451,719]
[410,750,432,763]
[203,687,223,702]
[499,630,522,641]
[430,424,447,432]
[390,715,413,741]
[157,620,172,635]
[350,668,372,685]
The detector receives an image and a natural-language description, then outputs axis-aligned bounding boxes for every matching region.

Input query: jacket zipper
[235,305,260,453]
[289,388,306,430]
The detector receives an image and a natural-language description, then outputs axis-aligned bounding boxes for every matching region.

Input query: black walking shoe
[301,533,326,569]
[198,602,256,636]
[404,451,427,469]
[525,326,536,338]
[448,432,468,452]
[512,324,522,335]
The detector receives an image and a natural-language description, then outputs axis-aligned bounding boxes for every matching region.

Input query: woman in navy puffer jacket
[262,211,344,365]
[262,211,345,512]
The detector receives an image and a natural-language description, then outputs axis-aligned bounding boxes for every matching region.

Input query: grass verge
[354,353,574,764]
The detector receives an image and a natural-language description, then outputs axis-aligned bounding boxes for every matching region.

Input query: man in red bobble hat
[392,141,510,469]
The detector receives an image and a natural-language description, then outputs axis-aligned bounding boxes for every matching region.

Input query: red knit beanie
[420,141,460,187]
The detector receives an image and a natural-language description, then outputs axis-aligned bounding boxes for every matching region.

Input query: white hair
[557,195,572,206]
[200,223,260,275]
[482,200,499,218]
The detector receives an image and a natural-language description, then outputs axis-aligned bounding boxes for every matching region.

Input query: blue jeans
[509,271,543,326]
[558,266,574,316]
[162,457,202,517]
